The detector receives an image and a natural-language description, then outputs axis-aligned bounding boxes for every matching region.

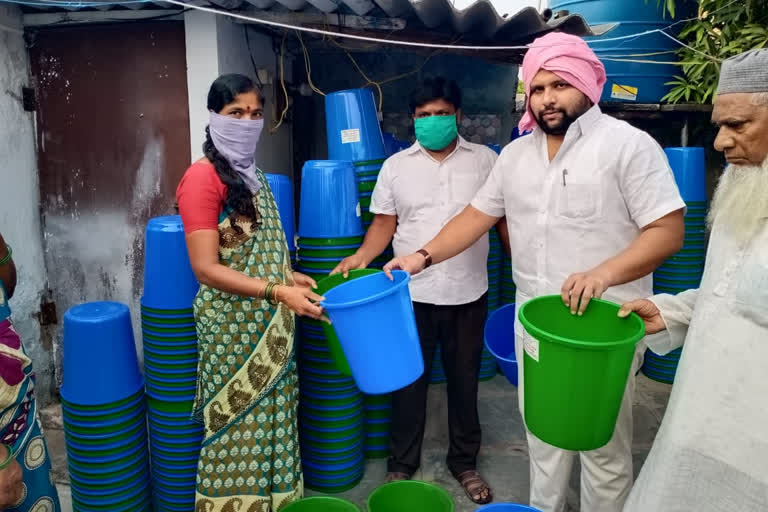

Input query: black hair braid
[203,126,260,233]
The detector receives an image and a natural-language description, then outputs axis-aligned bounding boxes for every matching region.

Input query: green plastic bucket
[357,181,377,193]
[298,248,359,259]
[518,295,645,451]
[299,237,364,247]
[283,497,361,512]
[367,481,454,512]
[313,269,382,375]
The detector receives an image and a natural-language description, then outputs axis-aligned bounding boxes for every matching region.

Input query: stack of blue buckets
[61,302,152,511]
[266,172,297,265]
[142,215,203,511]
[296,160,366,491]
[326,88,394,267]
[325,88,397,458]
[644,147,708,384]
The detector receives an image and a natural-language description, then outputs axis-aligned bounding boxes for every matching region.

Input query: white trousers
[517,333,644,512]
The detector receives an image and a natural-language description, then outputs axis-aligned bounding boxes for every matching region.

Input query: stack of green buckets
[500,251,517,306]
[61,301,152,511]
[141,215,204,511]
[644,148,708,384]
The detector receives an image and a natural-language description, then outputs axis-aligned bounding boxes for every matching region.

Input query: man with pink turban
[382,31,686,511]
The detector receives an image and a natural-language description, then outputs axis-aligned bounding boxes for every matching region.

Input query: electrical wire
[160,0,716,53]
[271,32,290,134]
[297,31,325,96]
[340,48,384,111]
[6,0,740,61]
[2,0,151,6]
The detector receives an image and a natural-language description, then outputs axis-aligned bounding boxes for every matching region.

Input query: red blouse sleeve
[176,163,227,234]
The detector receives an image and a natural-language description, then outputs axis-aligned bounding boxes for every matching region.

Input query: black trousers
[387,293,488,477]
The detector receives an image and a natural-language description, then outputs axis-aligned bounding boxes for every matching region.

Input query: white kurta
[472,105,685,512]
[623,219,768,512]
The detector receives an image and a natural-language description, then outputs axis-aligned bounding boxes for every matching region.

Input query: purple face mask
[209,112,264,194]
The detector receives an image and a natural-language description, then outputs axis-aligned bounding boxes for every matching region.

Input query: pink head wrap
[518,32,606,133]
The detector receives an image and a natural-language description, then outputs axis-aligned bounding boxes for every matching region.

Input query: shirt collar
[532,103,603,141]
[406,135,471,157]
[572,104,602,136]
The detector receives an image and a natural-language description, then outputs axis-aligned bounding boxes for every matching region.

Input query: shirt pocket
[557,180,602,219]
[451,172,483,205]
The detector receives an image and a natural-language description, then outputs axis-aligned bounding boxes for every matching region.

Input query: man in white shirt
[618,48,768,512]
[383,33,685,512]
[333,77,502,505]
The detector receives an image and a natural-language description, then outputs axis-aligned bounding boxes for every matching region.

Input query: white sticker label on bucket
[524,337,540,362]
[355,202,361,217]
[341,129,361,144]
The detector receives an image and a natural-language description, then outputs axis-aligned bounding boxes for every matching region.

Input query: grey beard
[708,158,768,244]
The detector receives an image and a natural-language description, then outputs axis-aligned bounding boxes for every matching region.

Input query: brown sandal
[457,470,493,504]
[385,472,410,483]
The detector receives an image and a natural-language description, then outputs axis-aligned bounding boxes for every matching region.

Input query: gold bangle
[264,282,275,303]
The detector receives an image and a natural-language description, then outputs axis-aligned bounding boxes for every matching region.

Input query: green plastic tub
[367,481,454,512]
[282,497,361,511]
[518,295,645,451]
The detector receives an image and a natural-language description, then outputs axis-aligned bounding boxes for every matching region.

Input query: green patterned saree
[193,171,302,512]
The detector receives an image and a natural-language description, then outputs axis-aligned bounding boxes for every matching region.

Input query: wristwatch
[416,249,432,269]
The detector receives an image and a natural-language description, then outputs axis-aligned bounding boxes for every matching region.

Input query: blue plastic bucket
[62,302,144,405]
[299,160,363,239]
[143,216,199,310]
[265,172,297,254]
[665,147,707,202]
[322,271,423,394]
[325,88,386,163]
[475,505,541,511]
[484,304,518,386]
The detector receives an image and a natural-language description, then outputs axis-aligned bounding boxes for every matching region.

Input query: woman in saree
[0,231,61,512]
[176,74,324,511]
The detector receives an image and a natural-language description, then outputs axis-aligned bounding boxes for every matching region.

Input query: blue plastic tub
[299,160,363,239]
[325,88,386,163]
[143,216,200,310]
[322,271,423,394]
[265,172,297,254]
[484,304,518,386]
[665,147,707,202]
[62,302,144,405]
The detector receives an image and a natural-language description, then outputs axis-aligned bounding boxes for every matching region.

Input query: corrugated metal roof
[21,0,591,44]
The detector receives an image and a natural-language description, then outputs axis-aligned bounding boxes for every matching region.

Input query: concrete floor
[41,374,671,512]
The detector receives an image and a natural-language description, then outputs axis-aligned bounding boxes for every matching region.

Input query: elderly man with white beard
[618,47,768,512]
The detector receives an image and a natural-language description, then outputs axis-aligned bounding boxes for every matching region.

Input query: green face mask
[414,114,458,151]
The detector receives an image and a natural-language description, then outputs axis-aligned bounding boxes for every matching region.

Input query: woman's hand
[0,446,23,508]
[275,285,327,321]
[292,271,317,289]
